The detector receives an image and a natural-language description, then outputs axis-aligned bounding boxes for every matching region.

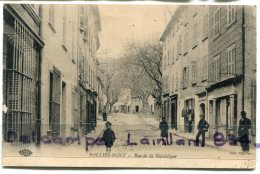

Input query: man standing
[196,115,209,147]
[238,111,251,151]
[159,117,169,145]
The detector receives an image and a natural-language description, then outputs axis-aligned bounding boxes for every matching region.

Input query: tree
[124,40,163,107]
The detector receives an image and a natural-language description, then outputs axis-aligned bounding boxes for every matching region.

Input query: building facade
[160,5,209,133]
[160,5,256,141]
[3,4,44,144]
[40,4,101,140]
[207,5,256,140]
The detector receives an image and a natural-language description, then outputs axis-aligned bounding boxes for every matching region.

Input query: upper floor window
[62,5,67,48]
[192,23,198,48]
[177,35,182,60]
[175,73,179,91]
[227,43,236,78]
[191,61,197,85]
[227,6,236,25]
[79,6,85,30]
[49,5,55,29]
[213,54,221,82]
[203,14,209,40]
[184,32,188,54]
[182,66,189,88]
[202,55,208,81]
[214,8,221,37]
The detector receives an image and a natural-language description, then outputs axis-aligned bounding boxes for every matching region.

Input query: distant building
[3,4,44,144]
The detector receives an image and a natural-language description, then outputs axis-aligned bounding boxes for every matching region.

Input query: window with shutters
[49,67,61,136]
[192,23,198,48]
[227,6,236,26]
[5,20,36,143]
[203,14,209,40]
[49,5,55,31]
[214,8,221,37]
[83,7,89,42]
[79,6,85,31]
[184,32,188,55]
[202,55,208,81]
[176,35,182,60]
[213,54,221,82]
[227,44,236,78]
[182,67,189,88]
[191,61,197,85]
[62,5,67,49]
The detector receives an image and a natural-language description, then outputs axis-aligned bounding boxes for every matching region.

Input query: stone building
[207,5,256,140]
[3,4,44,144]
[40,4,101,140]
[160,5,256,142]
[160,5,209,133]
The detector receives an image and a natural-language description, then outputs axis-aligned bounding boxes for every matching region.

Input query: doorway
[171,96,178,130]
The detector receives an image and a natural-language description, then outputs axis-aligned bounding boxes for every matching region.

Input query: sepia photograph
[1,2,257,168]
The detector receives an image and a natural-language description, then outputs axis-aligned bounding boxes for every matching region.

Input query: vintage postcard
[1,2,257,168]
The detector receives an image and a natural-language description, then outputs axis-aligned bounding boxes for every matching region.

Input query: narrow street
[8,113,248,161]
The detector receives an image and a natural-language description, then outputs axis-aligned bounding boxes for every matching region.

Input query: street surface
[2,113,255,161]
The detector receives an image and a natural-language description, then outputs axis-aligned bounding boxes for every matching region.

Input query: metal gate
[5,19,35,143]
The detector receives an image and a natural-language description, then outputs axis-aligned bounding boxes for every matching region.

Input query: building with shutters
[40,4,101,140]
[160,5,209,133]
[160,5,256,143]
[3,4,44,145]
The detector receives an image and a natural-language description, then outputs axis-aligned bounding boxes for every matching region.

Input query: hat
[105,121,112,127]
[241,111,247,116]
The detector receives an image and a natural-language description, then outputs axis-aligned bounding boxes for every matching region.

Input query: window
[5,20,36,142]
[176,35,182,59]
[214,8,221,37]
[202,55,208,81]
[191,61,197,85]
[79,6,85,30]
[227,44,236,78]
[227,6,236,25]
[184,32,188,54]
[171,75,174,92]
[182,67,189,88]
[49,67,61,136]
[192,23,198,48]
[62,5,67,48]
[213,54,221,82]
[203,14,209,40]
[84,9,89,41]
[49,5,55,29]
[171,46,174,64]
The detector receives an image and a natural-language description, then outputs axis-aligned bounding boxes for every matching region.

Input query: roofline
[160,6,187,42]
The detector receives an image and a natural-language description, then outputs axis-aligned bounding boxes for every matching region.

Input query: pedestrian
[238,111,251,151]
[102,121,116,152]
[182,106,191,133]
[196,115,209,147]
[159,117,169,145]
[103,111,107,121]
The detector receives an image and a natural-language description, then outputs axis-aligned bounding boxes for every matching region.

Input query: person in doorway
[196,115,209,147]
[159,117,169,145]
[238,111,251,151]
[182,106,191,132]
[102,121,116,152]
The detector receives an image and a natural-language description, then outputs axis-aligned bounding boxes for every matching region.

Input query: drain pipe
[241,6,245,111]
[36,5,43,147]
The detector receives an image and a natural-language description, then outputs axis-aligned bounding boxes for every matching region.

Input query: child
[102,121,116,152]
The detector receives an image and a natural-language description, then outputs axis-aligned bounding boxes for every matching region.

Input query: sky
[97,5,176,60]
